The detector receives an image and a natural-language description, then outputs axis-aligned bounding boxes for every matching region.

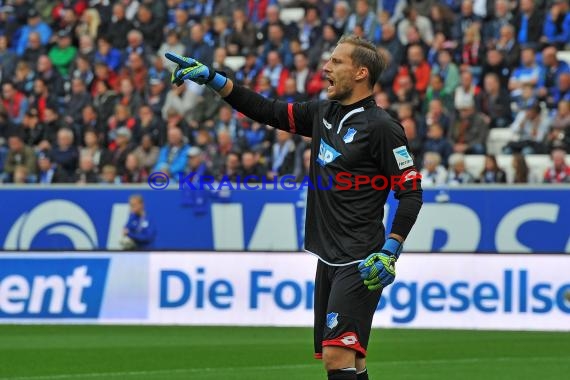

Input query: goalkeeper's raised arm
[164,52,316,137]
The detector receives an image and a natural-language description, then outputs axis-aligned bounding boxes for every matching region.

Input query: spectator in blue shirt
[509,47,542,100]
[153,126,190,179]
[94,36,123,73]
[513,0,544,45]
[122,194,156,250]
[538,45,570,109]
[542,0,570,50]
[16,9,52,56]
[552,72,570,105]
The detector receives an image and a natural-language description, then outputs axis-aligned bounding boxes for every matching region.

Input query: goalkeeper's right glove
[164,52,228,91]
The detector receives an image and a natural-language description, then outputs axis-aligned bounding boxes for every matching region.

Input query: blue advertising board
[0,186,568,253]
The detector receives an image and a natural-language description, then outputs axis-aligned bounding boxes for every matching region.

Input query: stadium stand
[0,0,569,186]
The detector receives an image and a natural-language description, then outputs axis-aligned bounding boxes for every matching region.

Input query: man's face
[214,48,226,64]
[487,50,502,65]
[521,50,535,66]
[500,27,512,40]
[495,1,507,16]
[284,78,296,94]
[129,198,143,215]
[227,154,239,170]
[38,157,51,171]
[454,161,465,173]
[438,51,450,67]
[113,4,125,19]
[28,15,39,27]
[83,107,96,122]
[266,6,279,23]
[191,25,203,42]
[356,0,368,15]
[294,54,307,71]
[322,43,359,102]
[431,75,443,90]
[553,152,565,170]
[129,53,143,70]
[382,25,394,40]
[71,79,84,94]
[521,0,533,12]
[28,33,41,49]
[461,72,472,88]
[167,129,182,145]
[80,156,94,171]
[2,84,13,99]
[58,132,72,148]
[334,3,347,19]
[542,48,557,66]
[430,100,443,115]
[242,153,255,169]
[219,107,232,122]
[276,129,291,144]
[8,137,22,151]
[268,25,282,43]
[461,1,473,15]
[189,155,201,169]
[267,52,280,68]
[484,76,498,93]
[408,47,423,66]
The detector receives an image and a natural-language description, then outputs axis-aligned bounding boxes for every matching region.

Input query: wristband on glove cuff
[206,70,228,91]
[383,238,403,259]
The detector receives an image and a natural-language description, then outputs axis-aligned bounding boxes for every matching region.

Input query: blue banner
[0,187,568,253]
[0,258,109,318]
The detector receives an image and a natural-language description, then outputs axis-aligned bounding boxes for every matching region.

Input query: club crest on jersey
[342,128,357,144]
[317,138,341,167]
[393,145,414,169]
[326,312,339,329]
[323,118,332,130]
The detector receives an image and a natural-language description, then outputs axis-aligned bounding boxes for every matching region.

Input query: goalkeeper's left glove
[358,238,403,291]
[164,52,228,91]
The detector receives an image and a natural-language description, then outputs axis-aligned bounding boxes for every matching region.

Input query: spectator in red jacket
[544,148,570,183]
[2,81,28,125]
[393,44,431,98]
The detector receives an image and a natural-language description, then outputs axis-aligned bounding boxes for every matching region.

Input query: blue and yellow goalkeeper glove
[164,52,227,91]
[358,238,403,291]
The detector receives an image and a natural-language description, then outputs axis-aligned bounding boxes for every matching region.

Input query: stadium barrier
[0,186,569,253]
[0,252,569,331]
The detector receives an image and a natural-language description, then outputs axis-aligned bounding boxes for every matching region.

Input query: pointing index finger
[165,52,190,66]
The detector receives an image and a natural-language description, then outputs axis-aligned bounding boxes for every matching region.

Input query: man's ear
[355,66,369,82]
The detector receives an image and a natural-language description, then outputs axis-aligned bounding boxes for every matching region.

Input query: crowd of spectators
[0,0,569,187]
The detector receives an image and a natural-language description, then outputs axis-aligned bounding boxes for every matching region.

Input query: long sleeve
[169,146,189,176]
[223,84,319,137]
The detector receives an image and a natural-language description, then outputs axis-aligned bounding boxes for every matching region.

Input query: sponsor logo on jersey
[317,139,341,167]
[401,169,421,183]
[326,312,339,329]
[342,128,357,144]
[393,146,414,169]
[340,335,358,345]
[322,118,332,130]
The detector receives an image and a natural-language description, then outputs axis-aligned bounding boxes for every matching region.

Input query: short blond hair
[338,35,386,88]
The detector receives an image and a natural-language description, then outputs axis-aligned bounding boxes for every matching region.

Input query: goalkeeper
[166,35,423,380]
